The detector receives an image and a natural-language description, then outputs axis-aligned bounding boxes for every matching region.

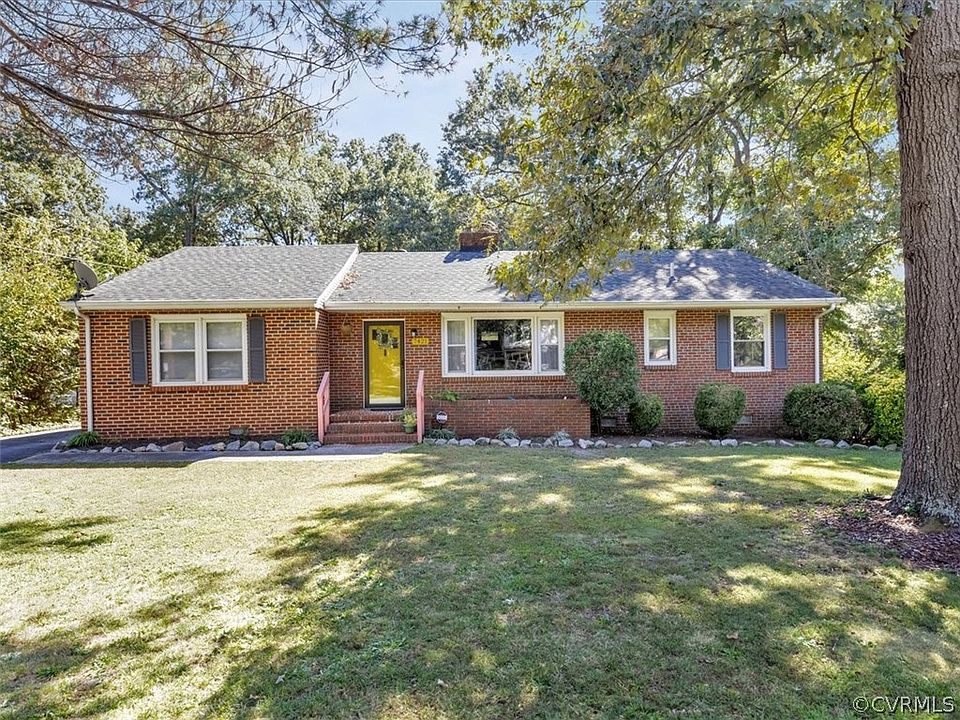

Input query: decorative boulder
[578,439,594,449]
[777,439,795,447]
[225,440,241,451]
[519,439,532,447]
[490,438,506,447]
[638,440,653,448]
[162,441,185,452]
[459,438,476,446]
[720,438,738,447]
[505,438,521,448]
[884,444,899,451]
[558,438,574,448]
[476,437,490,446]
[240,440,259,451]
[814,439,835,448]
[836,440,851,449]
[146,443,162,452]
[292,442,309,450]
[594,439,607,448]
[668,441,688,447]
[260,440,277,451]
[709,439,722,447]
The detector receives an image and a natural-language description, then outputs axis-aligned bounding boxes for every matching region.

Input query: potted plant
[398,409,417,434]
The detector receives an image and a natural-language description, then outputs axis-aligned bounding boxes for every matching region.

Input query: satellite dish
[71,259,99,293]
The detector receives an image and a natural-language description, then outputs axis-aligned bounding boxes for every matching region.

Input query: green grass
[1,447,957,719]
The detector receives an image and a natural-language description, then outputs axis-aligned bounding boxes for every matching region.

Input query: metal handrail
[317,371,330,444]
[415,369,425,444]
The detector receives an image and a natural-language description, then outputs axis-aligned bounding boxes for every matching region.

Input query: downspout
[70,302,94,431]
[814,303,838,383]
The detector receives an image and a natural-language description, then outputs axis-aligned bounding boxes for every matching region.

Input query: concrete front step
[329,409,402,423]
[324,432,415,445]
[327,420,405,435]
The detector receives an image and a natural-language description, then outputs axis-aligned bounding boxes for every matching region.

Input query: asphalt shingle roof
[78,245,838,308]
[80,244,357,305]
[326,248,838,305]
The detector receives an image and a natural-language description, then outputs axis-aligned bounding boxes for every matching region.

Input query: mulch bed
[820,498,960,574]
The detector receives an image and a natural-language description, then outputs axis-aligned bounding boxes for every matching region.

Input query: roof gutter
[323,297,846,312]
[60,298,319,311]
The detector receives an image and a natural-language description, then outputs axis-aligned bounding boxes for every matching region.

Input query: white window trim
[441,312,565,378]
[730,309,771,373]
[151,314,249,386]
[643,310,677,367]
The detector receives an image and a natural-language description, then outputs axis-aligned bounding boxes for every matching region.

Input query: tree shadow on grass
[0,516,116,553]
[200,448,959,720]
[0,567,228,719]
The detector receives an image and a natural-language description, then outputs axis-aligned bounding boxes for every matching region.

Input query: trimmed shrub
[628,392,664,435]
[782,382,865,441]
[864,372,905,445]
[564,331,640,417]
[694,383,746,438]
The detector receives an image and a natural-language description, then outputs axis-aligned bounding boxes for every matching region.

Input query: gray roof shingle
[327,248,838,306]
[79,244,357,307]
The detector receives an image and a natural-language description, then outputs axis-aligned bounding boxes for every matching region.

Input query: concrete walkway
[0,428,79,464]
[11,443,414,466]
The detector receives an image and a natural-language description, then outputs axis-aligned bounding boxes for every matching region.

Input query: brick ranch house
[66,234,842,443]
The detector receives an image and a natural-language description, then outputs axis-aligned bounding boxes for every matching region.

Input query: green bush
[694,384,746,438]
[628,392,664,435]
[425,428,456,440]
[280,428,312,446]
[497,427,519,441]
[782,382,865,441]
[564,331,639,417]
[66,430,101,449]
[864,372,905,445]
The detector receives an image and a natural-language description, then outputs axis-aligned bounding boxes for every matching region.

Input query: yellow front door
[365,321,404,407]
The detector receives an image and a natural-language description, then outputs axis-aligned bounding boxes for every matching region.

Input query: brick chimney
[458,229,498,253]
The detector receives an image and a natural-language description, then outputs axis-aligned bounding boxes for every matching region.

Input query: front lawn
[1,448,957,719]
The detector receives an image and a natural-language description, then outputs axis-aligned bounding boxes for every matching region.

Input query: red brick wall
[328,308,821,434]
[426,398,591,438]
[79,308,323,440]
[81,305,821,440]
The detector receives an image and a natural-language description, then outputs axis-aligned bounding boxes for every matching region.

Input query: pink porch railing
[317,371,330,444]
[415,369,425,443]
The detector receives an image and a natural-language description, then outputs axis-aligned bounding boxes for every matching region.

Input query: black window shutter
[773,311,788,369]
[715,313,731,370]
[130,317,147,385]
[248,316,266,383]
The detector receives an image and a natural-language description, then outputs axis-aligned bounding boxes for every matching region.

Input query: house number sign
[411,337,430,346]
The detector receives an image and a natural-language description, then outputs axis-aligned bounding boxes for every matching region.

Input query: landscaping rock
[519,439,532,447]
[694,439,710,446]
[459,438,476,446]
[196,444,214,452]
[885,444,899,451]
[476,437,490,446]
[162,441,185,452]
[210,442,226,452]
[309,441,322,449]
[240,441,259,451]
[505,438,521,448]
[578,439,594,449]
[115,446,130,453]
[275,443,285,451]
[868,445,882,451]
[490,438,506,447]
[637,439,653,449]
[557,438,574,448]
[777,439,795,447]
[594,439,607,448]
[99,446,113,453]
[814,439,835,448]
[532,442,544,448]
[651,440,666,447]
[709,439,722,447]
[668,441,688,447]
[292,442,308,450]
[762,439,778,446]
[836,440,851,449]
[720,439,738,447]
[226,440,241,451]
[739,441,755,447]
[260,440,277,451]
[133,446,147,452]
[146,443,162,453]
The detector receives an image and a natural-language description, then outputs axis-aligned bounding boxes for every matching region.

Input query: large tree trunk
[890,1,960,523]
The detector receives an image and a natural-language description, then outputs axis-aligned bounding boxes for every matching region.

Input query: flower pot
[403,423,416,434]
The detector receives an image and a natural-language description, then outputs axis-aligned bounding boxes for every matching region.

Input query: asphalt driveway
[0,428,78,464]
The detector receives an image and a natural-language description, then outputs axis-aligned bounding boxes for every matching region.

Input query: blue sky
[103,1,510,207]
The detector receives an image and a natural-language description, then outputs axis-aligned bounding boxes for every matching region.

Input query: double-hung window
[153,315,248,385]
[644,311,676,366]
[442,313,564,376]
[730,309,770,372]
